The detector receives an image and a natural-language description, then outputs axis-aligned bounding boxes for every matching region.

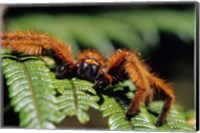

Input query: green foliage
[2,55,195,131]
[5,9,194,55]
[100,95,132,130]
[55,78,99,124]
[100,95,194,131]
[2,56,62,128]
[150,101,195,131]
[99,82,195,131]
[2,55,100,128]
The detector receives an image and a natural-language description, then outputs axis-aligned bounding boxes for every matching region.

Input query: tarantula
[1,30,175,127]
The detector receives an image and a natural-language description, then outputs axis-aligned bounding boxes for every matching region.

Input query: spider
[1,30,175,127]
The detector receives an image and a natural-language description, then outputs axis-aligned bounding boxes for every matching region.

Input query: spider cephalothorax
[55,49,105,82]
[76,49,105,82]
[1,31,175,127]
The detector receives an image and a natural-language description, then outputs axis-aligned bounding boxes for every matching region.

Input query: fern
[100,95,132,130]
[2,55,100,127]
[5,9,194,55]
[100,96,157,131]
[55,78,99,124]
[1,54,195,130]
[150,101,195,131]
[2,55,63,128]
[99,83,195,131]
[101,97,195,131]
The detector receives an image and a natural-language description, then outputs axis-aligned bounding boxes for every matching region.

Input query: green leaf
[130,106,157,130]
[2,56,62,128]
[100,95,132,130]
[150,101,195,131]
[56,78,99,124]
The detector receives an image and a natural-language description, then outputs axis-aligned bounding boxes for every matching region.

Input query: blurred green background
[2,3,196,128]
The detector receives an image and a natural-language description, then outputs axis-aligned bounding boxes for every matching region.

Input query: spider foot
[125,108,140,121]
[154,119,165,127]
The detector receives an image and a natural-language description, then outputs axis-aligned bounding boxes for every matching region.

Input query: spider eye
[77,62,100,82]
[56,63,69,79]
[80,62,90,74]
[60,65,65,71]
[91,65,99,78]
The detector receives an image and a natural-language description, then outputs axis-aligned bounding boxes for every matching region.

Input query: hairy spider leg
[96,49,175,127]
[1,30,76,78]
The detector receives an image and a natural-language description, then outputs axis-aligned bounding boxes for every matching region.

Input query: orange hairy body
[1,30,175,127]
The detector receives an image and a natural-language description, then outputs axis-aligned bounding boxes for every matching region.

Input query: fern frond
[2,55,63,128]
[6,9,194,55]
[100,95,132,130]
[150,101,195,131]
[130,107,157,130]
[100,83,195,131]
[55,78,99,124]
[100,95,157,130]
